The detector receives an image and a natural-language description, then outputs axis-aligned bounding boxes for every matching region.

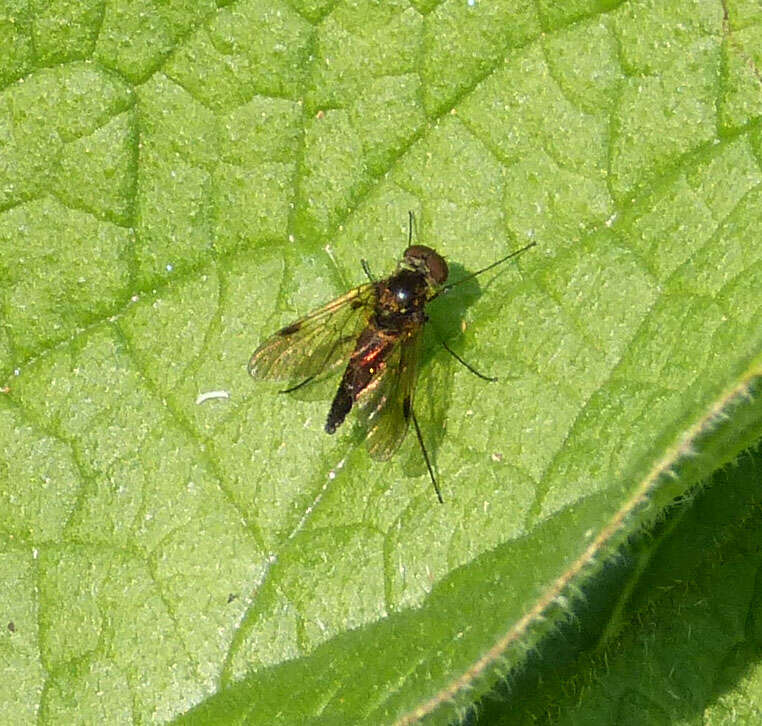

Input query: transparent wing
[356,327,422,461]
[248,284,375,387]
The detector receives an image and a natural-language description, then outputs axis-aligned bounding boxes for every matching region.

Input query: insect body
[325,245,445,437]
[248,221,535,503]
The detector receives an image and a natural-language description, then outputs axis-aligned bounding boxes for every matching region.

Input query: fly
[248,214,535,502]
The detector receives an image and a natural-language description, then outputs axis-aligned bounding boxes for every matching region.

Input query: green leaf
[473,447,762,725]
[0,1,760,724]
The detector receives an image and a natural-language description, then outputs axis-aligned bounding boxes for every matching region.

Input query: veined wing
[248,283,375,388]
[356,326,422,461]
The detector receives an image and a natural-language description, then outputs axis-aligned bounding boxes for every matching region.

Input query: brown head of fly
[248,214,535,502]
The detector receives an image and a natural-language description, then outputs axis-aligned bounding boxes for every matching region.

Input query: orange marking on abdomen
[360,344,386,367]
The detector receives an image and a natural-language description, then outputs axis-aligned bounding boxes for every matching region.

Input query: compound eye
[404,245,449,285]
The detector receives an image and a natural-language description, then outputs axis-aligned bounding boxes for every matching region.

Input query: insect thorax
[375,269,431,329]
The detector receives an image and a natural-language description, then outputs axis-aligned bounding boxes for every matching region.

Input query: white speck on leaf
[195,390,231,405]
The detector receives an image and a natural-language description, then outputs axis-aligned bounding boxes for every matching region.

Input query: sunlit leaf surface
[1,1,760,723]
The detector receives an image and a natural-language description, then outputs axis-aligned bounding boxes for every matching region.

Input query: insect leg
[277,330,359,395]
[440,340,498,382]
[361,259,375,283]
[405,395,443,504]
[279,376,316,394]
[427,319,498,381]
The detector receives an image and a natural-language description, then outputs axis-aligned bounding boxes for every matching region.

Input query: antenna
[439,241,536,294]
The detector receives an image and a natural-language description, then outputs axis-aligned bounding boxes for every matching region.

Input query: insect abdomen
[325,327,394,434]
[325,385,352,434]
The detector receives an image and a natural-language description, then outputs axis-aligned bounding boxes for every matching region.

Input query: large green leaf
[1,0,760,724]
[472,446,762,725]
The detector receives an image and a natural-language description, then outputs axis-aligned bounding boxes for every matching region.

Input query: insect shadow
[363,258,504,483]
